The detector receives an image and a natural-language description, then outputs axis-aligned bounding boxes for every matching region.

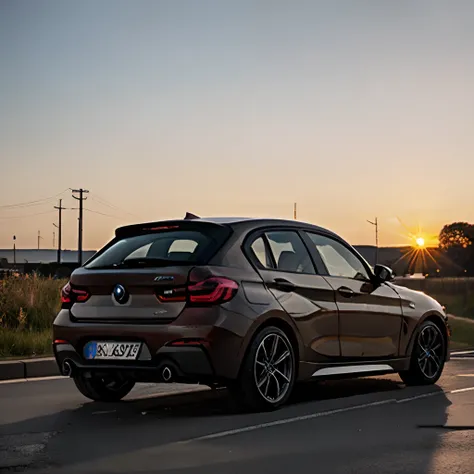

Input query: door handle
[338,286,355,298]
[273,278,296,291]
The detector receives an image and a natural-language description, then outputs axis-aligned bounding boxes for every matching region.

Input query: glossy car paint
[326,278,403,359]
[53,217,449,385]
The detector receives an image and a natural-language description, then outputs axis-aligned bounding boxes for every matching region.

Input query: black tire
[230,326,297,412]
[399,320,446,386]
[73,373,135,402]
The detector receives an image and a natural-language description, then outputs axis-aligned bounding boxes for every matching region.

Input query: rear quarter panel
[197,265,306,378]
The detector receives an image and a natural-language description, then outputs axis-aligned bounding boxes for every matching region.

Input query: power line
[0,189,69,210]
[85,208,128,220]
[0,210,55,220]
[89,194,139,218]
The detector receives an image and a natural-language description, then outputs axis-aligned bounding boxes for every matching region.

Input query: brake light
[188,277,238,304]
[61,282,90,305]
[61,282,71,303]
[145,225,179,231]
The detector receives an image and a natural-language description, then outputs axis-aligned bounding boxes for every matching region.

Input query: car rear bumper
[52,308,249,382]
[54,343,215,383]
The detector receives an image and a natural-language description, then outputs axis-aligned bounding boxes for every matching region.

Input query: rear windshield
[85,228,228,269]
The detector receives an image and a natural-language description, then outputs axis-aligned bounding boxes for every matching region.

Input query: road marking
[451,386,474,394]
[451,350,474,356]
[456,374,474,377]
[0,375,66,385]
[395,392,442,403]
[183,399,398,442]
[183,386,474,442]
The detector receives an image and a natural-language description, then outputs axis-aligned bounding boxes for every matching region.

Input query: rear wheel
[230,326,296,411]
[399,321,446,386]
[73,372,135,402]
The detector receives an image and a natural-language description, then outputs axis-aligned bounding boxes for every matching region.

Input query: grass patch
[449,318,474,350]
[0,328,52,358]
[0,275,66,331]
[435,294,474,320]
[396,278,474,320]
[0,275,64,357]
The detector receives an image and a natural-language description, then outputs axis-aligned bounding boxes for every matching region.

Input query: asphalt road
[1,356,474,473]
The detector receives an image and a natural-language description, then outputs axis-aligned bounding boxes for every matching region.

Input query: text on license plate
[83,341,142,360]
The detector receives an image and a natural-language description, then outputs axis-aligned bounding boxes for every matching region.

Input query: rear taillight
[61,282,71,304]
[188,277,238,304]
[155,277,238,305]
[61,282,90,306]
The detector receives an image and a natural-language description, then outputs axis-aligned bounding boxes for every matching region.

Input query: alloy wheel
[417,325,444,379]
[254,333,293,403]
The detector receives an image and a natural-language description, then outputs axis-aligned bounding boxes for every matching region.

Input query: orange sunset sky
[1,1,474,250]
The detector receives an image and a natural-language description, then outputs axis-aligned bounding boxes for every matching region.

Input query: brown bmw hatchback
[53,217,450,410]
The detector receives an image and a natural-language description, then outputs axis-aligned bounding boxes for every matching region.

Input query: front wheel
[230,326,296,411]
[399,321,446,386]
[73,372,135,402]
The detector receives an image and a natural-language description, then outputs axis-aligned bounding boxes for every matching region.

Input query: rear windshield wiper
[118,258,176,268]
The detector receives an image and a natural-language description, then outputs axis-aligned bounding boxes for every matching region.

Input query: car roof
[199,216,324,229]
[116,216,339,239]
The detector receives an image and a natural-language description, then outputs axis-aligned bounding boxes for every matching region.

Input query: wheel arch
[405,311,449,359]
[236,311,303,378]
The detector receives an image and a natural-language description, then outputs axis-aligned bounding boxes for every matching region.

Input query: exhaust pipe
[161,365,173,383]
[62,359,74,377]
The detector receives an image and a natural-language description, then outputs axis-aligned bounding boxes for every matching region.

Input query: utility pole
[13,235,16,267]
[367,217,378,265]
[53,231,55,249]
[54,199,64,264]
[72,189,89,265]
[37,230,43,250]
[293,202,297,220]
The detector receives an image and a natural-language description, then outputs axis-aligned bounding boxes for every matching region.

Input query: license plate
[83,341,141,360]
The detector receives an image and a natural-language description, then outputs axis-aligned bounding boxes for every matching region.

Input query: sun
[415,237,425,248]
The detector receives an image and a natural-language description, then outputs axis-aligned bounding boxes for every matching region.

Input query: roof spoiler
[115,213,207,237]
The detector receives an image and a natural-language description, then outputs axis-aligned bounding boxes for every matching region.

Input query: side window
[305,233,369,280]
[250,237,271,268]
[127,243,152,260]
[266,231,315,274]
[168,239,198,254]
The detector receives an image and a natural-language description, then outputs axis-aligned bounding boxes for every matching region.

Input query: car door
[302,231,403,359]
[247,229,340,360]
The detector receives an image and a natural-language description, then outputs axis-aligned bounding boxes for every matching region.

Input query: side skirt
[298,358,411,381]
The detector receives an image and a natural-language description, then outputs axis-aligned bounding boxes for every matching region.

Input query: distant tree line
[437,222,474,276]
[380,222,474,277]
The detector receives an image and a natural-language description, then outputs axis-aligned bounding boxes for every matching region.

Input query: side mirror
[374,264,394,283]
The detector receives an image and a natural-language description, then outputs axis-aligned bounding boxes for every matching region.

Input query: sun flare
[415,237,425,248]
